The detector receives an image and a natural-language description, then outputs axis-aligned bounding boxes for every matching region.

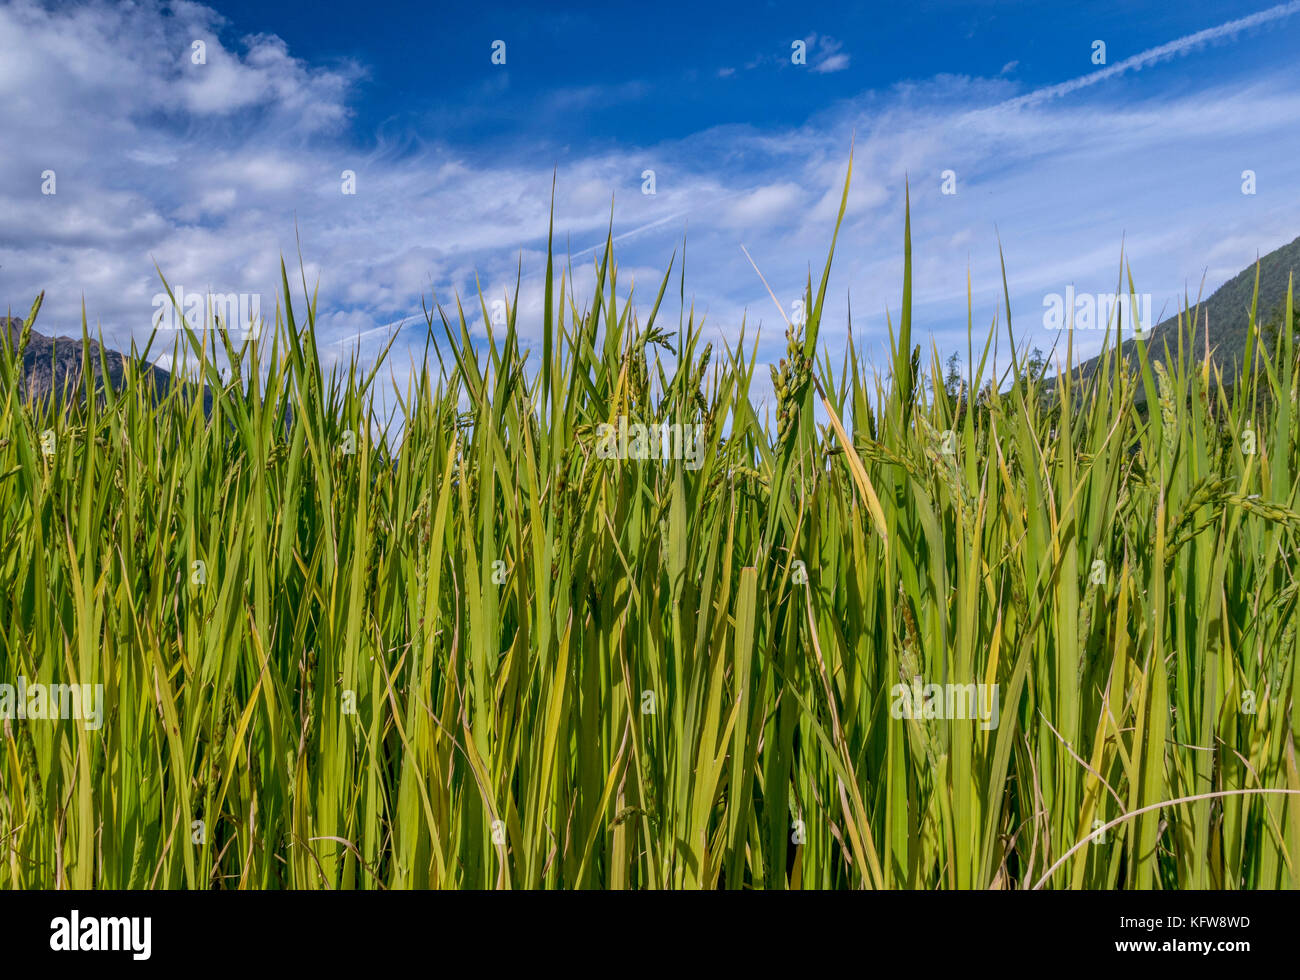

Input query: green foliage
[1076,233,1300,384]
[1,172,1297,890]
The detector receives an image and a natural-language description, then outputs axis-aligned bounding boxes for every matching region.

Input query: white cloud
[0,0,1297,390]
[807,34,850,74]
[721,183,805,229]
[813,53,850,74]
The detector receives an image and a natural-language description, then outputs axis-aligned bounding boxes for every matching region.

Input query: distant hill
[1071,234,1300,385]
[2,315,174,404]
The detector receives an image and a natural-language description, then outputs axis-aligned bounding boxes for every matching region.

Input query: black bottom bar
[0,889,1293,968]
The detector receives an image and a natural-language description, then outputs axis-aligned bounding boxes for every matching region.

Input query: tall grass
[2,164,1298,889]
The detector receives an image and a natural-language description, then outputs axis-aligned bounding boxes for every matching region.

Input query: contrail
[333,2,1300,351]
[974,0,1300,116]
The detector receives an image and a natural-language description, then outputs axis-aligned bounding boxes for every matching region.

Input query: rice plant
[1,162,1297,890]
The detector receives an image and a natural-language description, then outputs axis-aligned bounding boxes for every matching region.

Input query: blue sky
[194,0,1298,153]
[2,0,1300,401]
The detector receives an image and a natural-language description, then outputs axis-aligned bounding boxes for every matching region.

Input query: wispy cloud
[984,0,1300,114]
[1,0,1297,408]
[547,80,650,110]
[810,35,851,74]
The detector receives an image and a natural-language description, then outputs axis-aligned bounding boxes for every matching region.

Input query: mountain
[2,315,173,403]
[1070,234,1300,384]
